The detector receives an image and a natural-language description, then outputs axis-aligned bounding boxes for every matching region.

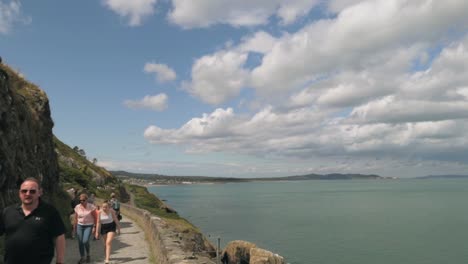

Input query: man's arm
[55,234,65,263]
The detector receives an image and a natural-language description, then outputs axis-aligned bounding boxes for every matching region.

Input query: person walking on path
[0,177,66,264]
[109,193,121,221]
[87,193,96,205]
[73,193,97,263]
[95,200,121,264]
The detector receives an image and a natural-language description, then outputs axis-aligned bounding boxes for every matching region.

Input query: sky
[1,0,468,178]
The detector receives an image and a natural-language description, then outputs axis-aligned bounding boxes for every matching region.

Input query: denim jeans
[76,224,93,257]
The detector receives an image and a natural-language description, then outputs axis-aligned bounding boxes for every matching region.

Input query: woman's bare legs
[104,232,115,262]
[101,233,108,262]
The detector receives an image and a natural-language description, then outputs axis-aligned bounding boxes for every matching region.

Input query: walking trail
[56,215,152,264]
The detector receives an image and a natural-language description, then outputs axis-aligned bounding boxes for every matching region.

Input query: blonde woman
[73,193,97,263]
[95,200,121,264]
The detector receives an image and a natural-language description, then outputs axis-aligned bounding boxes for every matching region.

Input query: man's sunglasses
[20,189,37,194]
[79,199,87,202]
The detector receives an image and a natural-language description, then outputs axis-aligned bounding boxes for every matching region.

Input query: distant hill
[254,173,382,181]
[415,175,468,179]
[111,170,383,184]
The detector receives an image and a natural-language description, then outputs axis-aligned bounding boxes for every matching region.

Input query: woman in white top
[95,200,121,264]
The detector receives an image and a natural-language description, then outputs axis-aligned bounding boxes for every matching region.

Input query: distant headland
[110,170,398,186]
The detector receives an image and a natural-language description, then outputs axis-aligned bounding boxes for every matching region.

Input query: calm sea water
[148,179,468,264]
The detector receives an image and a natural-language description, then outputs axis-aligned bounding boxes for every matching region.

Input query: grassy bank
[125,184,198,232]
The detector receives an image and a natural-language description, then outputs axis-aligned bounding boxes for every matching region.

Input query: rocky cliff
[0,62,60,209]
[0,60,128,208]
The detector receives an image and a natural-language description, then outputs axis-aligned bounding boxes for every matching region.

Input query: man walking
[0,177,66,264]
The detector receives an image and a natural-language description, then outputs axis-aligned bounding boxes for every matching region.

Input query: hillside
[54,136,130,202]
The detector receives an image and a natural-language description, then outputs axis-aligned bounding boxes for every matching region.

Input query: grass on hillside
[54,136,124,200]
[54,136,114,183]
[125,184,198,232]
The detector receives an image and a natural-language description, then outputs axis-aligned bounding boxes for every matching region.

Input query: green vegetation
[125,184,198,232]
[54,136,121,199]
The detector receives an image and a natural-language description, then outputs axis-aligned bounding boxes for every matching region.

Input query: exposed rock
[0,63,60,209]
[250,248,285,264]
[221,240,257,264]
[220,240,286,264]
[162,204,177,214]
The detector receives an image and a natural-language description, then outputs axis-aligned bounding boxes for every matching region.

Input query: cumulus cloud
[142,1,468,177]
[250,0,468,92]
[124,93,168,111]
[348,38,468,124]
[146,32,468,176]
[168,0,319,29]
[327,0,367,14]
[239,31,277,54]
[145,108,237,144]
[277,0,321,25]
[143,102,468,164]
[102,0,157,26]
[0,0,28,34]
[182,50,249,105]
[144,62,177,83]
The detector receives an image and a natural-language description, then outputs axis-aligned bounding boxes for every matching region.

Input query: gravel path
[57,216,152,264]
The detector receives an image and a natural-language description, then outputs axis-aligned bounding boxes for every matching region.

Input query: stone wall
[120,203,217,264]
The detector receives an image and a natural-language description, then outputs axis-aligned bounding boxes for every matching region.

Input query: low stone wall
[120,203,216,264]
[120,203,168,264]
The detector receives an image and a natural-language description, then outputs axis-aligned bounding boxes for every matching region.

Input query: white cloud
[250,0,468,93]
[168,0,319,29]
[102,0,157,26]
[144,106,325,154]
[142,0,468,177]
[327,0,366,13]
[239,31,277,54]
[277,0,320,25]
[124,93,168,111]
[183,50,249,105]
[0,0,27,34]
[143,102,468,162]
[348,37,468,124]
[145,108,236,143]
[145,34,468,176]
[144,62,177,83]
[350,96,468,124]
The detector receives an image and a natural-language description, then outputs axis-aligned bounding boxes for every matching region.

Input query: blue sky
[2,0,468,178]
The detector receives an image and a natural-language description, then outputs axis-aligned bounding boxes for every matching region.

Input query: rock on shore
[221,240,285,264]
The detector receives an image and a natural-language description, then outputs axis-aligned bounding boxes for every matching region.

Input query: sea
[148,179,468,264]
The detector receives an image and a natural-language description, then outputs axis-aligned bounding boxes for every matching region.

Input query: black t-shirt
[0,201,66,264]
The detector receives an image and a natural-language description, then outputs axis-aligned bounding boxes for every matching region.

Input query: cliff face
[0,63,60,209]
